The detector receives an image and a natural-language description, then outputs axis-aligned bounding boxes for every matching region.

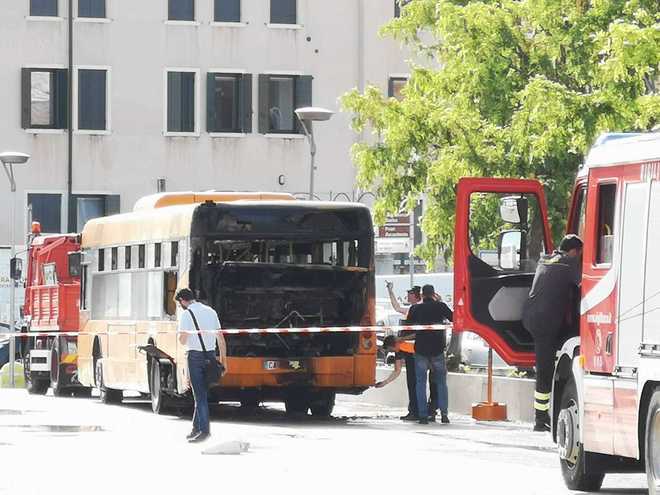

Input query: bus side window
[171,241,179,267]
[155,243,162,268]
[138,244,146,268]
[596,183,617,265]
[164,271,178,317]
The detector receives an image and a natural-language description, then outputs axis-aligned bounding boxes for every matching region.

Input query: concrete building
[0,0,412,245]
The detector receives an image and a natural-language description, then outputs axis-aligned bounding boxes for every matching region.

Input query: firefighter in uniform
[522,234,583,432]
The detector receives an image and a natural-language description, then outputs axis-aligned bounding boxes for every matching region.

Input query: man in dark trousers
[407,284,453,425]
[522,234,583,432]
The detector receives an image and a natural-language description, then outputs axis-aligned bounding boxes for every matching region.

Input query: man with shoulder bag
[176,288,227,443]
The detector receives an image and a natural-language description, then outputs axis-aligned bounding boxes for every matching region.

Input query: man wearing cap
[386,282,423,420]
[523,234,583,432]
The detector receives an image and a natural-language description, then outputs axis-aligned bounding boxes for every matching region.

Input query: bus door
[453,178,553,366]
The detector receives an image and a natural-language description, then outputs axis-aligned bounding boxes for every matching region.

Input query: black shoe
[428,415,436,423]
[418,418,429,425]
[441,414,450,424]
[400,414,417,422]
[186,430,200,440]
[188,431,210,443]
[533,423,550,432]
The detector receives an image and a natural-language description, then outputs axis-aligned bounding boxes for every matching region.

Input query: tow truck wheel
[95,359,122,405]
[644,388,660,495]
[149,359,169,415]
[50,339,70,397]
[558,380,604,492]
[309,392,335,417]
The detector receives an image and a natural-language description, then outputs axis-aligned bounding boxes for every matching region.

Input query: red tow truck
[452,132,660,492]
[21,224,90,397]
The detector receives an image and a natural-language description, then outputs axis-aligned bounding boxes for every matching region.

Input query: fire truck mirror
[9,257,22,281]
[68,252,82,278]
[498,230,521,270]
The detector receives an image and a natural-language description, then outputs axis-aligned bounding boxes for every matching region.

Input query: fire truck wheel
[50,339,70,397]
[149,359,170,415]
[558,380,605,492]
[309,392,335,417]
[95,359,122,405]
[644,388,660,495]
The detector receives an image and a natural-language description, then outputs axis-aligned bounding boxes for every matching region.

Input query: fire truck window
[570,186,587,239]
[469,192,546,272]
[111,247,118,271]
[98,248,105,272]
[43,263,57,286]
[596,183,617,265]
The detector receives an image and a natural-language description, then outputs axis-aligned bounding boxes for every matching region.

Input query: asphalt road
[0,389,649,495]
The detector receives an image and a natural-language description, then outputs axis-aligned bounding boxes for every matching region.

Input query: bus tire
[50,339,70,397]
[310,392,335,417]
[95,359,122,405]
[558,379,604,492]
[149,359,170,415]
[645,388,660,495]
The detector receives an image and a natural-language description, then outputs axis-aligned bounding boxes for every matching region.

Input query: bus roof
[580,132,660,176]
[133,192,295,212]
[82,198,372,248]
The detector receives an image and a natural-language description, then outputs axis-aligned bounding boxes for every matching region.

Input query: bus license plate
[263,360,305,371]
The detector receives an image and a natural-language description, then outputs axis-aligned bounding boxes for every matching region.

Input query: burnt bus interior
[189,202,374,358]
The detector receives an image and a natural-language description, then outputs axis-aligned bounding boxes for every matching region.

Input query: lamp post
[294,107,334,201]
[1,151,30,387]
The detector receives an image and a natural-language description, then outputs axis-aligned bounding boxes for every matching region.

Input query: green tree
[342,0,659,265]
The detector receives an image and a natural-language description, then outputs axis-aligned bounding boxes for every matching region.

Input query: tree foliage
[342,0,659,265]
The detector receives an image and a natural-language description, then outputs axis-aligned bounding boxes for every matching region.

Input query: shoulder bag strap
[187,308,208,352]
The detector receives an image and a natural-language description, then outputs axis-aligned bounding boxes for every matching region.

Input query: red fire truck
[21,227,90,397]
[452,132,660,492]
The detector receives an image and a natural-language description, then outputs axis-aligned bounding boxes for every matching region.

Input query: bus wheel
[285,394,309,415]
[310,392,335,418]
[558,379,604,492]
[50,339,70,397]
[95,359,122,405]
[149,359,169,415]
[645,388,660,495]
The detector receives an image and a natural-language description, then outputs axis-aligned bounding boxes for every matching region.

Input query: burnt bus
[77,193,376,416]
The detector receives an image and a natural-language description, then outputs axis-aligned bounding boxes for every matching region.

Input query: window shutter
[21,69,31,129]
[388,77,394,98]
[258,74,270,134]
[239,73,253,133]
[104,195,121,215]
[54,69,69,129]
[207,73,217,133]
[294,75,313,133]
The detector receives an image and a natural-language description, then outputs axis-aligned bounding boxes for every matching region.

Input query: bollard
[472,347,507,421]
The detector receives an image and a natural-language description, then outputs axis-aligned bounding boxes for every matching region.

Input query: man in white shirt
[176,288,227,443]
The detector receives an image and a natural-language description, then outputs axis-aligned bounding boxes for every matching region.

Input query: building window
[215,0,240,22]
[596,183,617,265]
[388,77,407,101]
[98,248,105,272]
[21,68,68,130]
[258,74,312,134]
[69,194,120,232]
[125,246,132,269]
[207,73,252,133]
[394,0,410,18]
[30,0,58,16]
[138,244,146,269]
[27,193,62,233]
[167,71,196,133]
[78,69,108,131]
[168,0,194,21]
[270,0,296,24]
[78,0,105,18]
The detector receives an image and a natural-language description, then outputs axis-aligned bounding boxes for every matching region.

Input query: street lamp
[294,107,334,201]
[1,151,30,388]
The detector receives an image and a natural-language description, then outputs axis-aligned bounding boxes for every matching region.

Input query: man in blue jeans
[407,284,453,425]
[176,289,227,443]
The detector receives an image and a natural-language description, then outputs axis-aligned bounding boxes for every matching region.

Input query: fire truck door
[453,178,553,366]
[616,182,650,369]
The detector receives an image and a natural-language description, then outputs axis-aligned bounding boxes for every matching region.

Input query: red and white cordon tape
[2,324,452,339]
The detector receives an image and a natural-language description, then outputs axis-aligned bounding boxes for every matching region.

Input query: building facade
[0,0,411,245]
